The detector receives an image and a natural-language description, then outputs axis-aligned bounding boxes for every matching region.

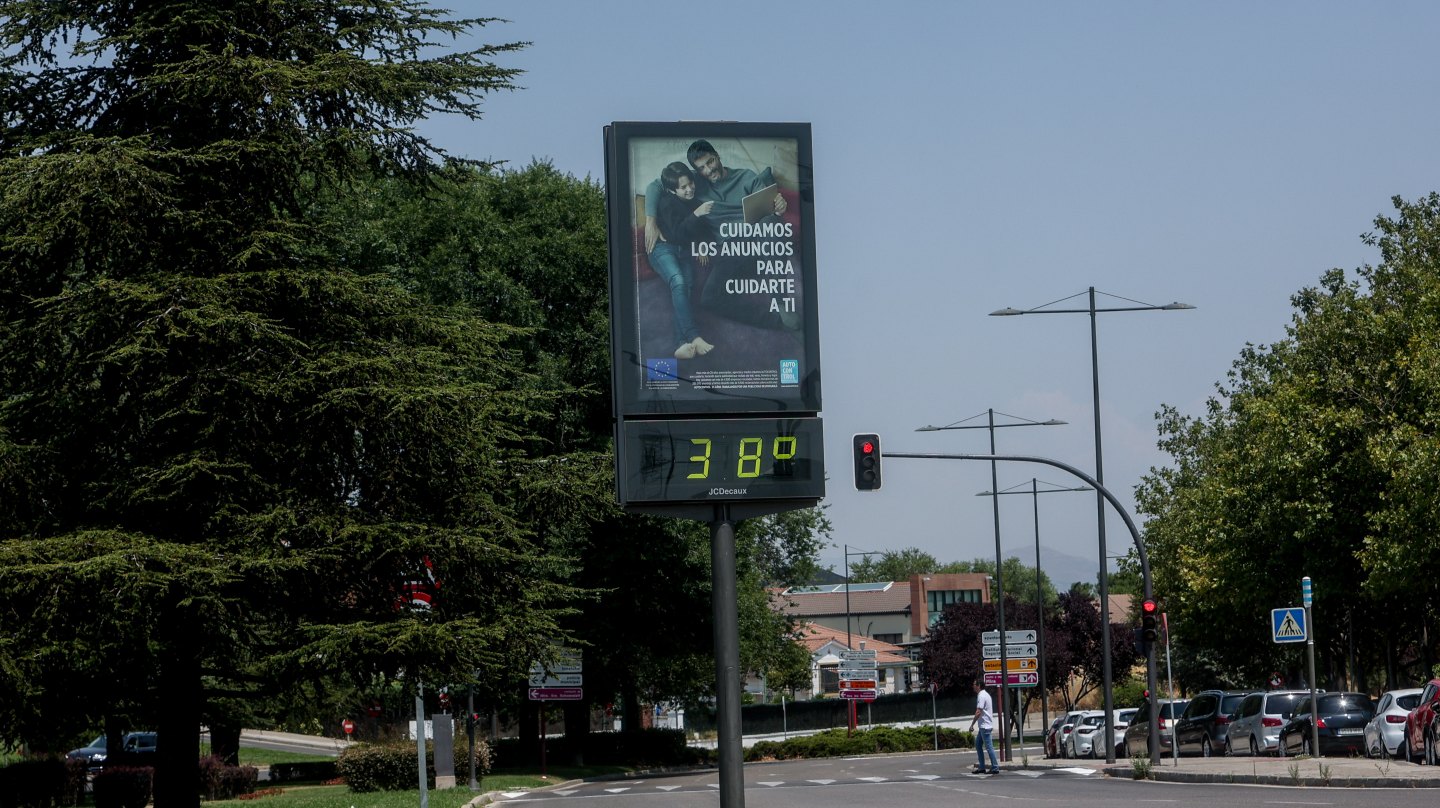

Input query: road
[485,750,1440,807]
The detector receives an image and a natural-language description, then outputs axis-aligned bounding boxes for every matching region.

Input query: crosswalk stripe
[907,774,940,780]
[757,781,784,787]
[808,779,836,785]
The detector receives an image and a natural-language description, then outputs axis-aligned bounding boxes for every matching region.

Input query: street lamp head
[1039,419,1067,426]
[914,425,938,432]
[989,307,1025,316]
[1160,301,1196,310]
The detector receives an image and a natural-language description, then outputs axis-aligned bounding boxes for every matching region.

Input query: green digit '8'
[736,437,763,478]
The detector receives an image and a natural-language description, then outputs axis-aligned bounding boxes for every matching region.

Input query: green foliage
[267,761,339,784]
[849,550,1057,607]
[492,728,697,769]
[92,766,153,808]
[1137,194,1440,688]
[0,757,86,808]
[744,726,971,761]
[196,756,258,801]
[452,737,492,782]
[335,744,417,793]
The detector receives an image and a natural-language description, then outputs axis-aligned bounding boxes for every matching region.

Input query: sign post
[1303,576,1319,757]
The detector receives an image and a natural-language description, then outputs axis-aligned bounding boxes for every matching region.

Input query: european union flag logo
[646,358,678,381]
[779,359,800,385]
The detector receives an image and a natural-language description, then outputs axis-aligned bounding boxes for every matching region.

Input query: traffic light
[1141,597,1159,644]
[1132,625,1150,656]
[853,433,882,491]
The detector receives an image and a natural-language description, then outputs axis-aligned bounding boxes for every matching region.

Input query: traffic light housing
[853,433,882,491]
[1132,625,1150,656]
[1141,597,1159,644]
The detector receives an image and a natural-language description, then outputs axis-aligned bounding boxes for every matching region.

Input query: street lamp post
[991,287,1193,763]
[976,478,1090,748]
[916,410,1064,760]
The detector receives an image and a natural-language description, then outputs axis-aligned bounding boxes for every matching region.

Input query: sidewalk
[1019,751,1440,788]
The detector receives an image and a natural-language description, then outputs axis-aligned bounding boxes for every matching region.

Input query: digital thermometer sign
[618,418,824,504]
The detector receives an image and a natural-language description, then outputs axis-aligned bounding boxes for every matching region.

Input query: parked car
[66,732,157,771]
[1042,715,1066,758]
[1277,692,1374,757]
[1174,689,1248,756]
[1364,688,1423,759]
[1049,710,1087,758]
[1122,697,1190,758]
[1066,710,1108,758]
[1227,690,1314,756]
[1400,678,1440,763]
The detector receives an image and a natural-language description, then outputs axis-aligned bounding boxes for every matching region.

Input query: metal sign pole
[712,508,745,808]
[1304,577,1319,756]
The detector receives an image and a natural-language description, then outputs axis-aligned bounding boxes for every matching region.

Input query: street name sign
[981,629,1037,644]
[983,671,1039,687]
[982,643,1039,659]
[983,657,1038,672]
[528,687,583,701]
[1271,607,1307,643]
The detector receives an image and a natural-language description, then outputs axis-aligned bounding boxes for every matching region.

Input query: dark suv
[1174,690,1248,756]
[67,732,157,771]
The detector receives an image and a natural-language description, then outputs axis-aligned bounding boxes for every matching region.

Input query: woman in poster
[649,161,716,360]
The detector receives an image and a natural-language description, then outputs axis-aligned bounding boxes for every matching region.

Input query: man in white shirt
[970,677,1000,774]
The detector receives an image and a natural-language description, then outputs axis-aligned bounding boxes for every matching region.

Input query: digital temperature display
[619,418,824,504]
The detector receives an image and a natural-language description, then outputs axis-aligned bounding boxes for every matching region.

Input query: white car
[1066,710,1108,758]
[1365,687,1423,758]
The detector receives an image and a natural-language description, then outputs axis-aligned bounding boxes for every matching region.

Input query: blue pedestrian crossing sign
[1271,607,1307,643]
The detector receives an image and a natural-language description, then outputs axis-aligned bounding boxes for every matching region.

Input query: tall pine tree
[0,4,589,804]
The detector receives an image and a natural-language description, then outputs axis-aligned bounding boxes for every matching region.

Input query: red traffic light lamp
[1140,597,1159,642]
[852,433,882,491]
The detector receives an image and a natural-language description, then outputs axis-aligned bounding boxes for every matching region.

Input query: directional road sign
[982,629,1037,644]
[840,649,878,659]
[983,643,1039,659]
[1271,607,1307,643]
[982,671,1039,687]
[983,657,1038,672]
[839,679,877,690]
[528,687,583,701]
[528,673,583,687]
[838,668,877,679]
[839,689,878,700]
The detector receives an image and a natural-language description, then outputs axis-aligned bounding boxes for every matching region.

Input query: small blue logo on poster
[647,358,677,381]
[779,359,800,385]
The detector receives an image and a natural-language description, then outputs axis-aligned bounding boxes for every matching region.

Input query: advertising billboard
[604,122,821,417]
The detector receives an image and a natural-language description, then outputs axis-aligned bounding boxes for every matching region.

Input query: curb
[1098,765,1440,788]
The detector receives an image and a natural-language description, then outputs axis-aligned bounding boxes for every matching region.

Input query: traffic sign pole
[1304,576,1319,758]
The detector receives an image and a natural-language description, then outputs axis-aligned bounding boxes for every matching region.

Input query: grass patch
[210,784,479,808]
[198,743,338,767]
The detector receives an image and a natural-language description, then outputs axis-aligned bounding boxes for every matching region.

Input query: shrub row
[267,761,338,783]
[491,728,703,769]
[334,738,491,793]
[0,757,256,808]
[745,726,973,761]
[0,758,87,808]
[197,756,258,800]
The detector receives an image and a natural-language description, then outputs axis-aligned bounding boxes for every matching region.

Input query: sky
[417,1,1440,588]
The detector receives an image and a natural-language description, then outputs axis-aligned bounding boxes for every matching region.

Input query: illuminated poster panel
[605,122,821,417]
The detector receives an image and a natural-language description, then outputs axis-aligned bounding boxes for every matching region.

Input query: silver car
[1364,687,1423,759]
[1226,690,1313,756]
[1066,710,1108,758]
